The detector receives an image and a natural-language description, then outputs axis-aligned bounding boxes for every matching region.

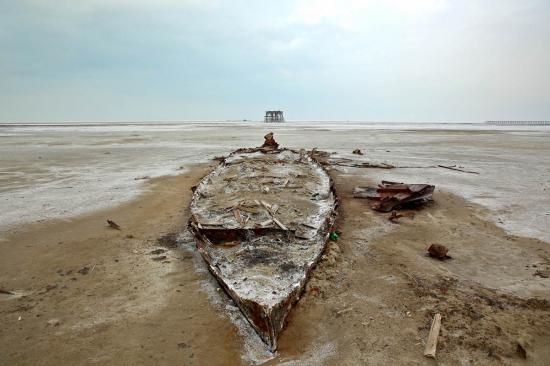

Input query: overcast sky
[1,0,549,122]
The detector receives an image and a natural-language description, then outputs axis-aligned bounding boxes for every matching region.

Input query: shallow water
[1,121,549,242]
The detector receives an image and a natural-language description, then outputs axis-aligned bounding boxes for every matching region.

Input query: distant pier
[264,111,284,123]
[485,121,550,126]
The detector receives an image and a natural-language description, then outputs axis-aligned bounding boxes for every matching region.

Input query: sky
[0,0,549,122]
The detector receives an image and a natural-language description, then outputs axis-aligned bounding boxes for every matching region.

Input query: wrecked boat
[189,133,338,351]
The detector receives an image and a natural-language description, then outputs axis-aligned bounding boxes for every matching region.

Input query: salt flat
[1,122,549,242]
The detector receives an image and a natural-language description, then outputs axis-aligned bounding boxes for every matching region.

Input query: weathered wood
[424,313,442,358]
[438,164,479,174]
[107,219,121,230]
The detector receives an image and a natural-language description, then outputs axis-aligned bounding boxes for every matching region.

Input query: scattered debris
[352,149,363,155]
[424,313,442,358]
[331,160,395,169]
[134,175,150,180]
[0,288,14,295]
[151,255,167,262]
[46,318,62,327]
[107,219,121,230]
[388,210,415,222]
[77,266,90,275]
[126,234,135,239]
[260,132,279,151]
[353,181,435,212]
[438,164,479,175]
[150,248,166,255]
[336,307,353,315]
[516,342,527,359]
[427,244,451,260]
[330,232,339,241]
[157,233,179,249]
[39,284,58,294]
[177,342,189,349]
[534,270,549,278]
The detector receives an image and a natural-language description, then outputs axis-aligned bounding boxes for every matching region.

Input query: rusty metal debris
[189,133,338,351]
[427,244,451,260]
[353,181,435,212]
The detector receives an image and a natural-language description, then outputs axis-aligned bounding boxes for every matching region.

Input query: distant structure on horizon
[264,110,284,123]
[485,120,550,126]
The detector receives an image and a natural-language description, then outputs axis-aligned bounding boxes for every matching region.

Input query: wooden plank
[424,313,442,358]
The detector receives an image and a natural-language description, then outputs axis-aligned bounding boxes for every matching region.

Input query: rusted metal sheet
[353,180,434,212]
[189,133,338,351]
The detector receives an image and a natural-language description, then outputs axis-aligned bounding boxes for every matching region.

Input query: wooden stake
[424,313,442,358]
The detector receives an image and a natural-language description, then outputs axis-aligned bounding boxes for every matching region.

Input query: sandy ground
[1,159,550,365]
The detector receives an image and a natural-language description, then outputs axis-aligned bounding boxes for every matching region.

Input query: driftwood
[437,164,479,174]
[107,219,121,230]
[424,313,442,358]
[333,161,395,169]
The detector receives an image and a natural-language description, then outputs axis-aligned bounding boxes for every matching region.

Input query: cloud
[288,0,446,30]
[0,0,549,122]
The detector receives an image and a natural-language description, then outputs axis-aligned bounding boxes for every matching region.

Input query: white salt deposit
[1,121,549,243]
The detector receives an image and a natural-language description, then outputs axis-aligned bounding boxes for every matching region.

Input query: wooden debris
[336,307,354,315]
[427,244,451,260]
[438,164,479,174]
[272,217,288,231]
[534,270,550,278]
[107,219,121,230]
[388,210,416,222]
[333,161,394,169]
[424,313,442,358]
[261,132,279,151]
[233,209,243,224]
[354,181,435,212]
[151,255,167,261]
[260,218,273,227]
